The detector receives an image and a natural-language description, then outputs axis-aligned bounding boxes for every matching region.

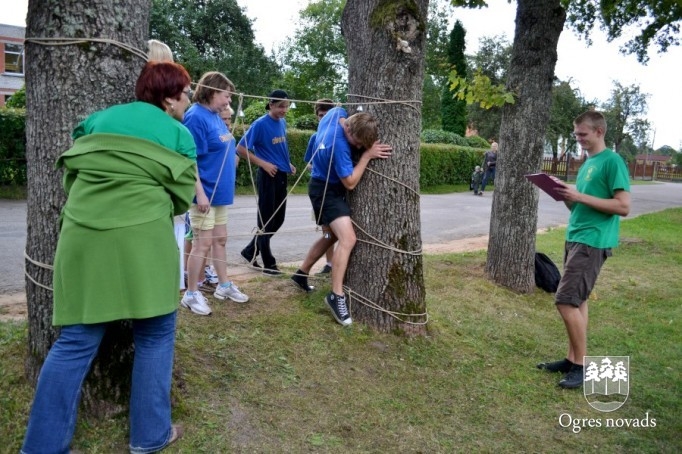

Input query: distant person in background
[537,110,630,389]
[471,165,483,195]
[237,89,296,275]
[304,98,336,275]
[21,61,195,453]
[480,141,498,194]
[147,39,173,61]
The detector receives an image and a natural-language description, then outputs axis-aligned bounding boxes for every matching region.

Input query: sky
[3,0,680,149]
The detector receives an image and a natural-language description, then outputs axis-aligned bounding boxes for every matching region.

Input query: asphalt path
[1,182,680,295]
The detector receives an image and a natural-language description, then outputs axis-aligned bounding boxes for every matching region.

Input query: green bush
[466,135,491,149]
[241,101,267,124]
[420,143,485,186]
[5,86,26,109]
[420,129,468,147]
[292,114,318,131]
[0,108,27,186]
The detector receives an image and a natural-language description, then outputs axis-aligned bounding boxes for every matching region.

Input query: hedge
[0,108,27,186]
[0,110,486,189]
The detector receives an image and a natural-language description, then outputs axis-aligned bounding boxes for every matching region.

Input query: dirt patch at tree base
[0,236,490,322]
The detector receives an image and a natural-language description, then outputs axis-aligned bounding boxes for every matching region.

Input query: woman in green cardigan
[22,61,196,454]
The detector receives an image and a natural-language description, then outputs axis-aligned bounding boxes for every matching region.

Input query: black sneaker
[291,272,315,292]
[324,292,352,326]
[198,279,217,293]
[240,249,262,268]
[262,265,282,276]
[316,264,332,276]
[537,358,572,373]
[558,364,584,389]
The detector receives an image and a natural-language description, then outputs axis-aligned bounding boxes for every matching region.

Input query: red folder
[525,173,566,201]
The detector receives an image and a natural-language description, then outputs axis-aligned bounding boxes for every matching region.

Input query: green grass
[1,209,680,452]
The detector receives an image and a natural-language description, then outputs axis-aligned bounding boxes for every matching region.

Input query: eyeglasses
[183,89,193,99]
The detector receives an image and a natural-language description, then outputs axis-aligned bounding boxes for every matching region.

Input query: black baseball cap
[266,89,289,110]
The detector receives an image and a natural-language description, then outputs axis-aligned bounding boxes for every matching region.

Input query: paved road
[1,182,681,295]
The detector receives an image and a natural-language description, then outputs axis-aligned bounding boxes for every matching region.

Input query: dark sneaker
[316,264,332,276]
[262,265,282,276]
[324,292,352,326]
[198,279,217,293]
[558,364,584,389]
[240,249,262,268]
[291,272,315,292]
[537,358,572,373]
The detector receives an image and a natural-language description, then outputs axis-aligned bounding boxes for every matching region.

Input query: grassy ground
[1,209,680,453]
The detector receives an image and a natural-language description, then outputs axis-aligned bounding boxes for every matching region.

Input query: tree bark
[25,0,151,417]
[341,0,428,335]
[486,0,566,292]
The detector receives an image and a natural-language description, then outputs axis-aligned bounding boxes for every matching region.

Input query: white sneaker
[204,265,219,284]
[214,282,249,303]
[181,291,212,315]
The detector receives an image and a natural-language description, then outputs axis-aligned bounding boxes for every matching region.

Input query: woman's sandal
[167,424,184,448]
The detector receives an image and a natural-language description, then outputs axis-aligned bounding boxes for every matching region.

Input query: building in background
[1,24,25,107]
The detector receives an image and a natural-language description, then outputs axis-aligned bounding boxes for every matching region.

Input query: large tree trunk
[25,0,151,417]
[341,0,428,335]
[486,0,566,292]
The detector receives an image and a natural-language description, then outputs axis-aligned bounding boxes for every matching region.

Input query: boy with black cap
[237,90,296,274]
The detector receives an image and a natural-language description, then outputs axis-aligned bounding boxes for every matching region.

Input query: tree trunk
[341,0,428,335]
[25,0,151,418]
[486,0,566,292]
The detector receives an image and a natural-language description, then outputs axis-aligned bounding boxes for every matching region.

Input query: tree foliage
[465,34,511,140]
[441,21,468,135]
[275,0,347,115]
[564,0,682,63]
[422,0,455,129]
[150,0,280,99]
[546,80,587,158]
[601,81,650,153]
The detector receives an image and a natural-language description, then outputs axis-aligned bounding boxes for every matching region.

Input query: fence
[540,155,585,181]
[542,155,682,183]
[629,161,682,182]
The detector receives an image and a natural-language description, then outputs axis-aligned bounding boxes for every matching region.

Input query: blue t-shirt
[304,132,317,163]
[310,107,354,184]
[238,113,291,173]
[182,103,236,206]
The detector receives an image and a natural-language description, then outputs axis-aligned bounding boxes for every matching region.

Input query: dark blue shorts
[308,178,351,226]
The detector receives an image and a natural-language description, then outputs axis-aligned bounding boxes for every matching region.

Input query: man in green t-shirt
[537,111,631,389]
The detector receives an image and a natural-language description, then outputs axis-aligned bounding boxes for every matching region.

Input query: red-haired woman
[21,61,195,453]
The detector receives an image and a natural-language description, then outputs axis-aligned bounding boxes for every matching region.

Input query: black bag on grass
[534,252,561,293]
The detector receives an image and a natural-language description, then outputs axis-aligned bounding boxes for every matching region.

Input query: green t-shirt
[566,149,630,248]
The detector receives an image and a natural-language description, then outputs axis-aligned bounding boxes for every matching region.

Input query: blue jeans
[21,311,177,454]
[481,167,496,192]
